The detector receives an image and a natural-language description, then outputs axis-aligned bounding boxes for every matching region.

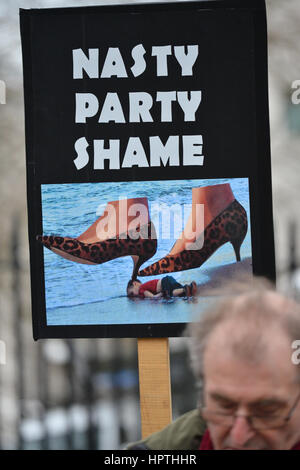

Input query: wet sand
[47,258,252,326]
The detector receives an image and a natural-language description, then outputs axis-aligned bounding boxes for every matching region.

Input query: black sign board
[20,0,275,340]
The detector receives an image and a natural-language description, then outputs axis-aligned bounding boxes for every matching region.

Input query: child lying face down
[127,275,197,299]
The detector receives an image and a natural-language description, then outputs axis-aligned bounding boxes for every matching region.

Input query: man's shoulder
[126,409,206,450]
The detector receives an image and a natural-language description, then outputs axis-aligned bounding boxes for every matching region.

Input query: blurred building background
[0,0,300,449]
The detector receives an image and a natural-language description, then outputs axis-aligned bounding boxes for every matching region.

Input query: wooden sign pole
[137,338,172,439]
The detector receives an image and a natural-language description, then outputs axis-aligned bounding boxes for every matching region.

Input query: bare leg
[170,183,235,255]
[78,197,150,243]
[172,288,185,297]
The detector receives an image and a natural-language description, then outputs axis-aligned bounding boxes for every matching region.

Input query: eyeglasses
[201,390,300,431]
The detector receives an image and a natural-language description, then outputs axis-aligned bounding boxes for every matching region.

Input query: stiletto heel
[37,197,157,279]
[138,184,248,277]
[131,255,148,281]
[231,238,243,262]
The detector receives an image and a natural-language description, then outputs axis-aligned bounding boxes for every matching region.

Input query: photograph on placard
[38,177,252,326]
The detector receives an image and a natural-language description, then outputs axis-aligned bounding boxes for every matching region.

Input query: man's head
[189,277,300,450]
[127,279,142,297]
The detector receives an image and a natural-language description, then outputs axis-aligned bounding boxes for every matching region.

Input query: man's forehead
[233,290,291,311]
[203,323,296,392]
[205,310,290,352]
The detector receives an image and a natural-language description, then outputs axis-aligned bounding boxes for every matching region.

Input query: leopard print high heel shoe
[138,198,248,276]
[37,197,157,280]
[37,221,157,280]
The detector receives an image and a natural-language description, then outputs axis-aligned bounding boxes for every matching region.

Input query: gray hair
[188,275,300,404]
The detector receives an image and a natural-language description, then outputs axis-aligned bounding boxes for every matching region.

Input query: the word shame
[74,135,204,170]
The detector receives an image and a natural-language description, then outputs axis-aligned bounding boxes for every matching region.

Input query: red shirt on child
[139,279,159,298]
